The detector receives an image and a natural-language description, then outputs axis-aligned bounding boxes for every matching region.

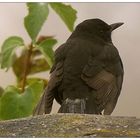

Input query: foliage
[0,36,24,70]
[0,81,44,120]
[24,3,49,42]
[49,3,77,32]
[0,2,77,120]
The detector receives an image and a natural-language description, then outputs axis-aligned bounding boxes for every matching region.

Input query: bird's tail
[58,98,86,113]
[33,91,46,116]
[33,88,54,115]
[58,98,101,114]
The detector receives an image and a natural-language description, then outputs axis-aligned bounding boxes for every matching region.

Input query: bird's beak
[110,22,124,31]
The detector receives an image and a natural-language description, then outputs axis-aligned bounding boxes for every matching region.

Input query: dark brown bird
[33,18,124,115]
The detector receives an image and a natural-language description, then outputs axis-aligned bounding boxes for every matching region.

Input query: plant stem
[21,43,33,92]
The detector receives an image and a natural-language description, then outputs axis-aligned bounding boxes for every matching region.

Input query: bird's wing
[81,53,123,115]
[44,60,64,114]
[33,44,66,115]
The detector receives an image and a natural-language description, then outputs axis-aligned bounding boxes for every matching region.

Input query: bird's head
[74,18,124,42]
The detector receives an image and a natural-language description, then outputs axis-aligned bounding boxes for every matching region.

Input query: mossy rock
[0,114,140,137]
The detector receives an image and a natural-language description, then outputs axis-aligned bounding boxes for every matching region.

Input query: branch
[21,43,33,92]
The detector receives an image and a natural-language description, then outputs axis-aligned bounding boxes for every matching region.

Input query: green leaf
[0,81,44,120]
[12,48,50,83]
[25,81,44,107]
[12,48,27,81]
[27,77,48,88]
[30,58,50,74]
[0,87,4,97]
[36,35,55,45]
[0,36,24,70]
[37,38,57,67]
[24,3,49,41]
[49,2,77,32]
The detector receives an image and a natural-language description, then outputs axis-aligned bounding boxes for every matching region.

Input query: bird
[33,18,124,115]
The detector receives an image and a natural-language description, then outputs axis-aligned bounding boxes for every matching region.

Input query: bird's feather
[81,47,123,114]
[33,18,124,115]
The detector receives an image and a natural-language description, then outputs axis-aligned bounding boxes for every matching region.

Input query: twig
[21,43,33,92]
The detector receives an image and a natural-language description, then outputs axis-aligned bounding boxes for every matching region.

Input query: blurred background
[0,3,140,117]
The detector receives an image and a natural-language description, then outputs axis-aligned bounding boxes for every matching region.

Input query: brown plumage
[33,18,124,115]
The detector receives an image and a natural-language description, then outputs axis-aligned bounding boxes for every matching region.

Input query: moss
[83,129,140,137]
[0,114,140,137]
